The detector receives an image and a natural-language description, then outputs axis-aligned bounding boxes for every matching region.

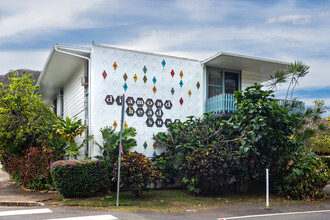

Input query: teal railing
[205,94,305,115]
[205,93,237,114]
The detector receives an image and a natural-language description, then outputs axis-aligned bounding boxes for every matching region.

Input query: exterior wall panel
[90,46,203,158]
[241,70,261,90]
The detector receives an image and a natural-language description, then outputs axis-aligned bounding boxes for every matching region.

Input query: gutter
[53,46,92,158]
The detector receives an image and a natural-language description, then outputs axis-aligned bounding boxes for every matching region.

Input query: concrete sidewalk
[0,164,57,206]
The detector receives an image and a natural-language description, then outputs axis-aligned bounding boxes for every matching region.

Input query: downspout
[54,46,92,158]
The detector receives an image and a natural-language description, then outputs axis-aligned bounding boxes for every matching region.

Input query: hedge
[51,159,110,198]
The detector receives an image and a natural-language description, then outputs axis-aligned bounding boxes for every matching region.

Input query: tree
[0,73,57,155]
[268,61,309,101]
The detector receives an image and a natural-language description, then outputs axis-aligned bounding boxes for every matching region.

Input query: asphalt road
[1,206,330,220]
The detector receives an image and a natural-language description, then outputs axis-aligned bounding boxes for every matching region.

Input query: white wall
[241,70,261,90]
[63,63,86,158]
[90,46,203,158]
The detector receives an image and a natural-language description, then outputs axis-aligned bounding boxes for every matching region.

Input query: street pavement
[1,163,330,219]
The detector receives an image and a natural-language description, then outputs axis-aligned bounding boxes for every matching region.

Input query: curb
[0,202,44,207]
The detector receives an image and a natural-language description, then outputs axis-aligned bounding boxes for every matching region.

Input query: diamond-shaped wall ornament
[153,151,157,158]
[143,141,148,150]
[123,83,128,91]
[180,70,184,78]
[196,81,200,89]
[133,74,138,82]
[179,80,183,87]
[102,70,107,79]
[179,97,184,105]
[153,142,157,150]
[143,75,147,83]
[113,61,118,70]
[124,121,128,129]
[152,76,157,84]
[171,87,175,95]
[152,85,157,94]
[143,65,147,74]
[113,120,118,129]
[171,69,175,77]
[123,73,128,81]
[162,59,166,67]
[188,89,192,97]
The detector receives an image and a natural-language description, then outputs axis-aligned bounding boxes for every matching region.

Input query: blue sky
[0,0,329,114]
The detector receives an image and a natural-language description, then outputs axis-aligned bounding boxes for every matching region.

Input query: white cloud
[0,0,118,41]
[0,50,49,74]
[267,15,311,24]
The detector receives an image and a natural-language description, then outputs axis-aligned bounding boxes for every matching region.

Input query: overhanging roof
[203,52,289,82]
[38,45,90,105]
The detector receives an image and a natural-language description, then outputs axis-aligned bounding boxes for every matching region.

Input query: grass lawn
[48,189,329,212]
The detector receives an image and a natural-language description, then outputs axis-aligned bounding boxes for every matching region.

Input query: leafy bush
[276,148,329,200]
[2,147,59,189]
[0,73,57,156]
[310,135,330,155]
[55,116,93,159]
[223,84,300,191]
[319,155,330,168]
[152,151,180,188]
[51,159,109,198]
[182,146,240,194]
[95,126,137,165]
[113,152,160,198]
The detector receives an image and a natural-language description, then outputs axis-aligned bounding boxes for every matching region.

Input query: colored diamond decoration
[162,59,166,67]
[102,70,107,79]
[171,87,175,95]
[171,69,175,77]
[179,80,183,87]
[133,74,138,82]
[143,75,147,83]
[188,89,192,97]
[143,65,147,74]
[179,97,184,105]
[153,151,157,158]
[153,142,157,150]
[124,121,128,129]
[152,85,157,94]
[123,83,128,91]
[113,61,118,70]
[196,81,200,89]
[143,141,148,150]
[123,73,128,81]
[180,70,184,78]
[152,76,157,84]
[113,120,118,129]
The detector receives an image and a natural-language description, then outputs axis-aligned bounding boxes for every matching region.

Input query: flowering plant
[50,159,100,168]
[310,135,330,155]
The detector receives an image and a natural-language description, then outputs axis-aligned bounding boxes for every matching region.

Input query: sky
[0,0,329,113]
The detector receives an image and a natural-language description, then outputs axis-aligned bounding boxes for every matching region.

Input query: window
[207,68,240,98]
[208,69,222,98]
[225,71,239,94]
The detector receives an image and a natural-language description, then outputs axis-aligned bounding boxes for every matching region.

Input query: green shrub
[276,148,329,200]
[319,155,330,169]
[51,159,109,198]
[113,152,160,198]
[182,146,240,194]
[152,151,180,188]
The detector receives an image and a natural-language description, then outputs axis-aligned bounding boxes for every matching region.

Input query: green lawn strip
[53,189,329,212]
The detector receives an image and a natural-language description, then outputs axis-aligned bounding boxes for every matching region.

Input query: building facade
[38,44,287,158]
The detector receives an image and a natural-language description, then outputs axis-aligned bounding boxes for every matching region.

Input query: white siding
[63,64,86,158]
[241,70,261,90]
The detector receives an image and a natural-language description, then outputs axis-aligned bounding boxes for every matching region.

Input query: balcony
[205,93,305,115]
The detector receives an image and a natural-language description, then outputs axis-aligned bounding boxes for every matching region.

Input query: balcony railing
[205,93,305,115]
